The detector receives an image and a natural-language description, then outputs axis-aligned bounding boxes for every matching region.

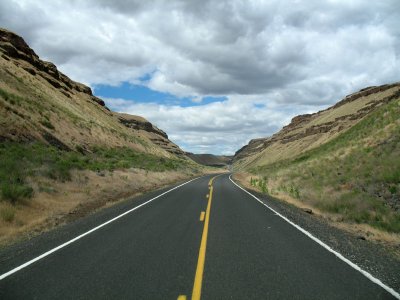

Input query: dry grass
[0,203,16,223]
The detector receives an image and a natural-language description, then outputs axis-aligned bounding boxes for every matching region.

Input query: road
[0,174,398,299]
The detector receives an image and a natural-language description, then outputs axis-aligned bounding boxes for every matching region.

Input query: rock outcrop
[0,28,105,107]
[115,113,168,139]
[114,113,185,156]
[332,84,400,109]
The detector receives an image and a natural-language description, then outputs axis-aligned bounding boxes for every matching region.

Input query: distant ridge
[186,153,232,167]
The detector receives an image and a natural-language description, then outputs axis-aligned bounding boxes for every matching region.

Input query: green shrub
[289,185,300,199]
[0,87,23,106]
[40,119,55,130]
[1,183,33,204]
[251,177,269,194]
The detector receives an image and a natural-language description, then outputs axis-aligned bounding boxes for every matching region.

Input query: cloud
[105,96,316,155]
[1,0,399,154]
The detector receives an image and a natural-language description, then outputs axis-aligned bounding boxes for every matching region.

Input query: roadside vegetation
[0,141,190,209]
[0,86,24,106]
[248,98,400,233]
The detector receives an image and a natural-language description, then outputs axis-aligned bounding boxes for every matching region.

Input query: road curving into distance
[0,174,398,299]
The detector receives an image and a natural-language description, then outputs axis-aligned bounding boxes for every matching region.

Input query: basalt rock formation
[0,28,105,106]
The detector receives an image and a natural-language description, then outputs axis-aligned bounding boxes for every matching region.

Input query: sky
[1,1,399,155]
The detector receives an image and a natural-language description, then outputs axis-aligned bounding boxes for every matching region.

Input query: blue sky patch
[93,82,227,107]
[253,103,266,109]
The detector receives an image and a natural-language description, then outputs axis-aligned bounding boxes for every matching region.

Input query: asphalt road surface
[0,174,398,299]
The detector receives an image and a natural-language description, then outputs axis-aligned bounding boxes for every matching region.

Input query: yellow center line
[199,211,205,222]
[191,176,217,300]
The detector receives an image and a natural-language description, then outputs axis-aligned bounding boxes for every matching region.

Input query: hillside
[0,28,184,156]
[233,83,400,238]
[0,28,204,245]
[186,153,232,167]
[234,83,400,168]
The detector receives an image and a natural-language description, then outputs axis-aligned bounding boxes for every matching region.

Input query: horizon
[1,0,399,155]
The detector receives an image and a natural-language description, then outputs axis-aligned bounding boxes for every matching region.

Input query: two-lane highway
[0,174,398,299]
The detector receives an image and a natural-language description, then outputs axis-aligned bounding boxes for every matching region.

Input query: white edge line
[229,174,400,299]
[0,176,202,281]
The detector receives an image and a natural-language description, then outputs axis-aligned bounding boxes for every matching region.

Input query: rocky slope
[234,82,400,168]
[0,28,184,156]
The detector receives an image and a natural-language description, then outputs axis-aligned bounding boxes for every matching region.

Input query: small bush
[75,145,85,153]
[0,206,16,222]
[388,185,397,194]
[251,177,269,194]
[1,183,33,204]
[0,87,23,106]
[40,119,55,130]
[289,185,300,199]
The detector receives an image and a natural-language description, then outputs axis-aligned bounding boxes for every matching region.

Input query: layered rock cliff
[0,28,104,106]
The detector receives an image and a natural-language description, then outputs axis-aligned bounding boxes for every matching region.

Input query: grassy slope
[0,57,161,155]
[234,85,400,170]
[247,97,400,233]
[0,69,201,207]
[0,141,197,203]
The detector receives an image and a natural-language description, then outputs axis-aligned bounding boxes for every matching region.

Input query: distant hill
[233,82,400,235]
[186,153,232,167]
